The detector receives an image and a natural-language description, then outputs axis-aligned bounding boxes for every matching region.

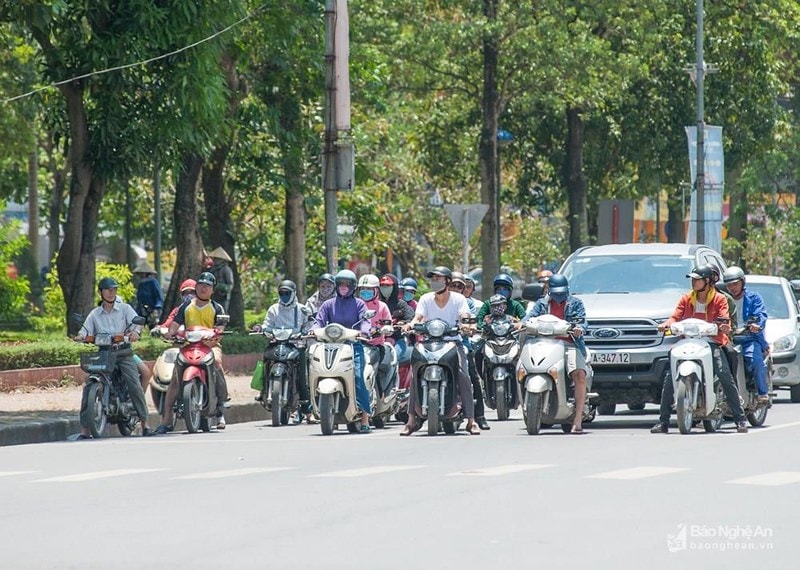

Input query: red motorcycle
[173,316,229,433]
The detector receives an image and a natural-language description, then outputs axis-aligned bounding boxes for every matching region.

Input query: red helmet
[180,279,197,293]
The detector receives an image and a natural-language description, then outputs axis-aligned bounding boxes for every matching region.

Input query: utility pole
[323,0,339,273]
[695,0,705,245]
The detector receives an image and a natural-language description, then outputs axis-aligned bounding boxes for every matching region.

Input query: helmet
[179,279,196,293]
[710,266,721,283]
[722,266,746,284]
[197,272,216,286]
[537,269,553,283]
[493,273,514,290]
[686,265,714,281]
[97,277,119,291]
[358,274,380,288]
[463,274,475,285]
[489,293,507,317]
[319,272,335,285]
[400,277,418,291]
[278,279,297,292]
[548,274,569,294]
[335,269,357,297]
[278,280,297,306]
[450,271,466,286]
[426,266,452,279]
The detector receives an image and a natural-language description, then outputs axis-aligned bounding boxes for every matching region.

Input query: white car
[744,275,800,402]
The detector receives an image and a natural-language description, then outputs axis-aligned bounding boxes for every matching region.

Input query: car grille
[585,318,662,349]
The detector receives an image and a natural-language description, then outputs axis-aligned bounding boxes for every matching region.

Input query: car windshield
[745,283,790,319]
[562,255,695,294]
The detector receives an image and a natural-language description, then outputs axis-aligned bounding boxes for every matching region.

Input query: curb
[0,402,269,447]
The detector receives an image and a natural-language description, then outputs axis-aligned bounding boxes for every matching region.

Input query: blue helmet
[400,277,418,291]
[97,277,119,292]
[548,274,569,294]
[493,273,513,290]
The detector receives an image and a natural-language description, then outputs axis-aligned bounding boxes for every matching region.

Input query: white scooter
[668,318,725,434]
[517,314,597,435]
[364,332,400,429]
[308,321,376,435]
[150,325,181,424]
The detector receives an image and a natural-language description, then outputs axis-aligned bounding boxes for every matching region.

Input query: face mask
[379,286,393,299]
[550,292,567,304]
[279,292,293,304]
[495,286,511,299]
[491,304,506,317]
[429,279,446,293]
[359,290,375,302]
[338,285,351,297]
[319,283,334,297]
[403,291,414,302]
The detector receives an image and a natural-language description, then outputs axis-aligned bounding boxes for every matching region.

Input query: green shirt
[476,298,526,329]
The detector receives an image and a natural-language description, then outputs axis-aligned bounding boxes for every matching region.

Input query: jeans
[352,343,371,414]
[739,340,768,395]
[658,342,745,424]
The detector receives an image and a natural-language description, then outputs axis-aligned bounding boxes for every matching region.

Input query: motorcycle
[517,314,597,435]
[410,319,466,436]
[172,315,229,433]
[364,320,400,429]
[76,315,147,438]
[252,327,306,427]
[307,318,376,435]
[394,324,413,424]
[149,325,180,424]
[480,315,521,421]
[727,318,773,428]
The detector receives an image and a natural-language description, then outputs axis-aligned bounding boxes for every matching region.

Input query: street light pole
[695,0,705,245]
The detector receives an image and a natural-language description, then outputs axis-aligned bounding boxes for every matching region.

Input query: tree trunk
[44,135,69,267]
[565,106,588,251]
[164,154,205,315]
[725,167,746,266]
[479,0,501,296]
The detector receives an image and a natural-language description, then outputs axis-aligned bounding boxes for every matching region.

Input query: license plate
[590,352,630,364]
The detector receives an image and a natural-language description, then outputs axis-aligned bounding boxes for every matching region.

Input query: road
[2,396,799,569]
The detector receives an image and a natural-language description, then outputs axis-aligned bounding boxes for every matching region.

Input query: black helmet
[548,274,569,294]
[493,273,514,290]
[426,266,452,280]
[686,265,714,281]
[334,269,357,297]
[97,277,119,291]
[319,272,335,285]
[197,272,216,286]
[278,280,297,306]
[450,271,466,286]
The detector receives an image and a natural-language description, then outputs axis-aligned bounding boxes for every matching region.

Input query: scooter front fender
[318,377,344,395]
[676,360,702,381]
[182,365,207,385]
[525,375,552,394]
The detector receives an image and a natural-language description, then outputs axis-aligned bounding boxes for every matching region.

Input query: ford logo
[593,328,621,339]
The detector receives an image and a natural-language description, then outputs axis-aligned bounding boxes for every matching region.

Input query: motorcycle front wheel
[86,383,107,438]
[182,382,202,433]
[271,383,282,427]
[319,393,335,435]
[676,378,693,434]
[495,383,509,421]
[525,392,543,435]
[426,386,440,436]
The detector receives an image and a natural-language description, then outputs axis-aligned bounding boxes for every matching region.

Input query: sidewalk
[0,374,267,447]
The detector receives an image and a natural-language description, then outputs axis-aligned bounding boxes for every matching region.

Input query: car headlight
[772,334,797,352]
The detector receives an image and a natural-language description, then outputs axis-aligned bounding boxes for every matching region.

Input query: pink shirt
[363,298,393,346]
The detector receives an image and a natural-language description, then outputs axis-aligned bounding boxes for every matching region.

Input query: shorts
[566,346,590,376]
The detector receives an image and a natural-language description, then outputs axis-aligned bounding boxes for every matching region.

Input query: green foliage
[0,207,31,319]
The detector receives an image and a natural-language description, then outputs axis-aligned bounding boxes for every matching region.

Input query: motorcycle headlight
[325,323,345,341]
[536,321,554,336]
[426,320,448,338]
[186,330,205,343]
[773,334,797,352]
[94,333,113,347]
[491,321,511,336]
[423,366,445,381]
[274,328,292,341]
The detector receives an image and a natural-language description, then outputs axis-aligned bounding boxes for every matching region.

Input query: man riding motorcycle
[722,266,770,402]
[306,273,336,315]
[312,269,373,433]
[651,265,748,434]
[522,273,590,434]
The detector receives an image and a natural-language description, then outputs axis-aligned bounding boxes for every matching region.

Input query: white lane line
[0,471,37,477]
[726,471,800,486]
[34,468,168,483]
[746,419,800,435]
[448,464,554,477]
[587,466,689,480]
[174,467,295,480]
[311,465,424,478]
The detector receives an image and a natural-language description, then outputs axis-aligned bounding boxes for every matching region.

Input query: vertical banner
[685,126,724,252]
[334,0,351,131]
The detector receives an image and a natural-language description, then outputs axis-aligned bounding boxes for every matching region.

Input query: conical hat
[133,260,155,274]
[208,247,232,261]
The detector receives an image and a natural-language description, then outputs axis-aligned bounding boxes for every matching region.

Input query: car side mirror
[522,283,544,302]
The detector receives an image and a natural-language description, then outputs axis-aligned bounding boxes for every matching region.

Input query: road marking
[447,464,554,477]
[174,467,295,480]
[587,466,690,480]
[34,469,167,483]
[726,471,800,486]
[311,465,424,478]
[0,471,37,477]
[746,419,800,435]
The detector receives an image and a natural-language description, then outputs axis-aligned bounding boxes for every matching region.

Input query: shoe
[76,434,93,440]
[358,424,371,434]
[466,421,481,435]
[216,415,226,430]
[757,395,769,403]
[155,424,170,435]
[476,417,491,430]
[570,426,585,435]
[400,421,420,436]
[650,422,669,434]
[141,426,154,437]
[305,414,319,425]
[736,421,748,433]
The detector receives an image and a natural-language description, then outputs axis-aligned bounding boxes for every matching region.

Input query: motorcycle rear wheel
[319,393,335,435]
[525,392,543,435]
[495,383,509,421]
[676,378,693,434]
[118,414,137,436]
[86,383,107,439]
[443,421,456,434]
[271,384,282,427]
[747,402,768,427]
[427,386,440,436]
[182,382,202,434]
[372,416,385,429]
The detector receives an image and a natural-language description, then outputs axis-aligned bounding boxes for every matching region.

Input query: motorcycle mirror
[215,314,231,327]
[131,316,147,326]
[522,283,544,302]
[301,305,312,316]
[363,310,376,320]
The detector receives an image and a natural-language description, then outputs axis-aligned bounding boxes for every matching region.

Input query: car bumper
[771,351,800,387]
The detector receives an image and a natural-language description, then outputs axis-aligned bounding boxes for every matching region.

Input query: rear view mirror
[363,310,376,320]
[215,314,230,327]
[522,283,544,302]
[132,316,147,326]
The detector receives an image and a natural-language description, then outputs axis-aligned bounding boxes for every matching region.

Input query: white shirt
[415,292,470,327]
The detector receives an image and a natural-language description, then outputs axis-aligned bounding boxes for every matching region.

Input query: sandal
[305,415,320,425]
[76,434,93,440]
[570,427,585,435]
[400,422,420,436]
[358,424,372,434]
[466,422,481,436]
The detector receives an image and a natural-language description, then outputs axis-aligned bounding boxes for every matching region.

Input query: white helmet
[357,274,380,288]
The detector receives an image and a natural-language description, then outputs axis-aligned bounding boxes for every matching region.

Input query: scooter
[173,315,229,433]
[481,315,521,421]
[517,314,597,435]
[410,319,466,436]
[308,321,376,435]
[149,325,180,421]
[76,315,147,438]
[364,320,400,429]
[252,327,306,427]
[667,318,725,434]
[728,319,773,428]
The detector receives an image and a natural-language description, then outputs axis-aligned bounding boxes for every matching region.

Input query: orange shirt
[665,288,729,345]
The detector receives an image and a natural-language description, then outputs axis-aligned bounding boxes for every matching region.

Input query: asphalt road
[2,395,799,570]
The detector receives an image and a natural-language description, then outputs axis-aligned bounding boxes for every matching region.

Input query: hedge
[0,333,266,371]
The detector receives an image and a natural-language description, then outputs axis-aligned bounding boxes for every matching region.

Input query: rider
[254,280,315,423]
[306,273,336,315]
[400,266,479,436]
[76,277,151,439]
[651,265,748,434]
[523,273,590,434]
[462,274,479,314]
[477,273,526,326]
[722,266,770,402]
[359,274,397,403]
[157,272,229,434]
[154,279,197,330]
[400,277,419,311]
[312,269,373,433]
[394,277,419,391]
